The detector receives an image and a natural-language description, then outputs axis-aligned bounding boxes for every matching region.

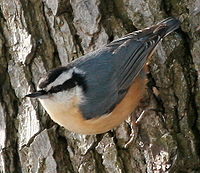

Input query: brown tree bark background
[0,0,199,172]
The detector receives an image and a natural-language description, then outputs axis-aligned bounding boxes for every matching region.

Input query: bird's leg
[124,110,146,148]
[124,108,162,148]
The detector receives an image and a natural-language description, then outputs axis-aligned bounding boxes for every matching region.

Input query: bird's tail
[151,17,180,38]
[108,17,180,47]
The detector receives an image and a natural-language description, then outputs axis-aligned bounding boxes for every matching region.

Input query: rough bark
[0,0,199,173]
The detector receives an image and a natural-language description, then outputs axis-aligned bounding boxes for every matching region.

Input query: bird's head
[26,66,86,103]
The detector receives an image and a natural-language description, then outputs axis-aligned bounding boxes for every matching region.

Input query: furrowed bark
[0,0,199,172]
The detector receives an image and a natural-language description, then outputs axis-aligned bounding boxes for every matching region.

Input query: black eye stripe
[48,78,76,93]
[39,66,72,89]
[48,72,87,94]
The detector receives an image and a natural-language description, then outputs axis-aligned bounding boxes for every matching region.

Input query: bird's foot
[124,108,160,148]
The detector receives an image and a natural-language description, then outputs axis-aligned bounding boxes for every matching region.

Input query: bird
[26,17,180,135]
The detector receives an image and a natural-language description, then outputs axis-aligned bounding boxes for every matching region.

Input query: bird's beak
[25,90,47,98]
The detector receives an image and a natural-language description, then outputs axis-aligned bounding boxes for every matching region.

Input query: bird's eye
[48,86,63,93]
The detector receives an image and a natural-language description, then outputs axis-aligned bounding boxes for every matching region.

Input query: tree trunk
[0,0,199,172]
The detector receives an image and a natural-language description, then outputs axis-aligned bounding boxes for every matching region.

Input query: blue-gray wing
[77,37,156,119]
[76,17,180,119]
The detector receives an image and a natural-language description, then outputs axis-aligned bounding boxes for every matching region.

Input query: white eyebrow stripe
[46,69,73,91]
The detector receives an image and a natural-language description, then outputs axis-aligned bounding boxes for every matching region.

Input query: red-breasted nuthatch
[26,17,180,134]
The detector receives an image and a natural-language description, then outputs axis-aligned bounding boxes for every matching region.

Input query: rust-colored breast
[82,74,147,134]
[40,73,147,135]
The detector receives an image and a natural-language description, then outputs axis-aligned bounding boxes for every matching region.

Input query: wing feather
[76,18,180,119]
